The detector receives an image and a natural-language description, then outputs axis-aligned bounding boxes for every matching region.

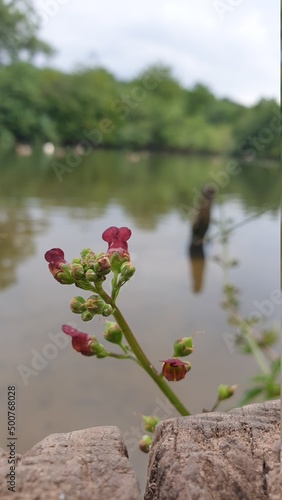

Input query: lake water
[0,150,279,490]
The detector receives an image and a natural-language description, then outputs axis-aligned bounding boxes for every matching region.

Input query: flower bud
[217,384,237,401]
[70,296,86,314]
[94,255,111,274]
[81,310,95,322]
[80,248,96,267]
[173,337,194,357]
[70,262,85,279]
[84,295,105,314]
[109,251,124,273]
[103,321,123,344]
[102,305,113,317]
[142,415,159,433]
[85,269,97,281]
[138,435,152,453]
[55,266,76,284]
[161,358,191,382]
[120,262,136,282]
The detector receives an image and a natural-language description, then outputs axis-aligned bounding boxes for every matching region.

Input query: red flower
[160,358,191,382]
[62,324,95,356]
[44,248,74,284]
[45,248,66,274]
[102,226,131,257]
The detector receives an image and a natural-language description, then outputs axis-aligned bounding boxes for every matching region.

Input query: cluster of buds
[70,295,112,322]
[44,226,136,297]
[138,415,160,453]
[44,226,136,355]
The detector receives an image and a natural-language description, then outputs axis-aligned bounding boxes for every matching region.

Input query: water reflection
[0,152,279,492]
[0,151,279,226]
[189,242,205,293]
[188,184,215,293]
[0,201,47,289]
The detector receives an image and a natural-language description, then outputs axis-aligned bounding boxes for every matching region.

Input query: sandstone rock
[145,400,280,500]
[0,426,142,500]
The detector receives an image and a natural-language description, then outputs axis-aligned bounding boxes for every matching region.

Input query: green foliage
[233,99,280,159]
[0,2,279,156]
[0,0,53,63]
[0,59,278,156]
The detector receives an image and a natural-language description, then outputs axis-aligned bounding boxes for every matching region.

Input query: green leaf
[239,387,263,406]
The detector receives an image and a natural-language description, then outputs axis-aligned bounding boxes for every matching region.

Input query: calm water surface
[0,151,279,489]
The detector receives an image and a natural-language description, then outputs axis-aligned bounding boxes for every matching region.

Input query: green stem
[210,399,220,412]
[229,307,270,375]
[96,284,190,416]
[240,321,270,375]
[108,352,137,361]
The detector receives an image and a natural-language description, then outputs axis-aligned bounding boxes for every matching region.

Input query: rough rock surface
[145,400,280,500]
[0,426,142,500]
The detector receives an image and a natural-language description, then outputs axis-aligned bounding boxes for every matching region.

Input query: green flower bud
[142,415,160,433]
[70,296,86,314]
[85,269,97,281]
[80,248,96,267]
[217,384,237,401]
[139,435,152,453]
[120,262,136,282]
[173,337,194,357]
[103,321,123,344]
[81,310,95,322]
[70,262,85,279]
[102,305,113,317]
[84,295,105,314]
[56,264,75,284]
[109,252,123,273]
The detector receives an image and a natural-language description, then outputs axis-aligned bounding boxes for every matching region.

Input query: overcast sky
[34,0,279,105]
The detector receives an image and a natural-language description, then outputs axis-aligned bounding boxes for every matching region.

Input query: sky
[33,0,279,106]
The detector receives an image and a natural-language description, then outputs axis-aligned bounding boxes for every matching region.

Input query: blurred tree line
[0,0,279,159]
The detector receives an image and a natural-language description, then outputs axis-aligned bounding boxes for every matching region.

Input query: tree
[0,0,53,64]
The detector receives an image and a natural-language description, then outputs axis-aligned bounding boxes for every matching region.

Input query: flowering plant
[45,226,235,450]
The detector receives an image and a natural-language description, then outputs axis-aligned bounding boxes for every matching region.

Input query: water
[0,150,279,490]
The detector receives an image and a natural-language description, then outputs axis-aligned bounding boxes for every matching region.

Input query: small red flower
[62,324,95,356]
[160,358,191,382]
[102,226,131,257]
[44,248,74,284]
[45,248,66,277]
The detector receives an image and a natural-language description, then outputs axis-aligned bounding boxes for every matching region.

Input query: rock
[145,400,280,500]
[0,426,142,500]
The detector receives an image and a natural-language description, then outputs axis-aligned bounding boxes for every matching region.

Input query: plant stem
[240,321,270,375]
[96,283,190,416]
